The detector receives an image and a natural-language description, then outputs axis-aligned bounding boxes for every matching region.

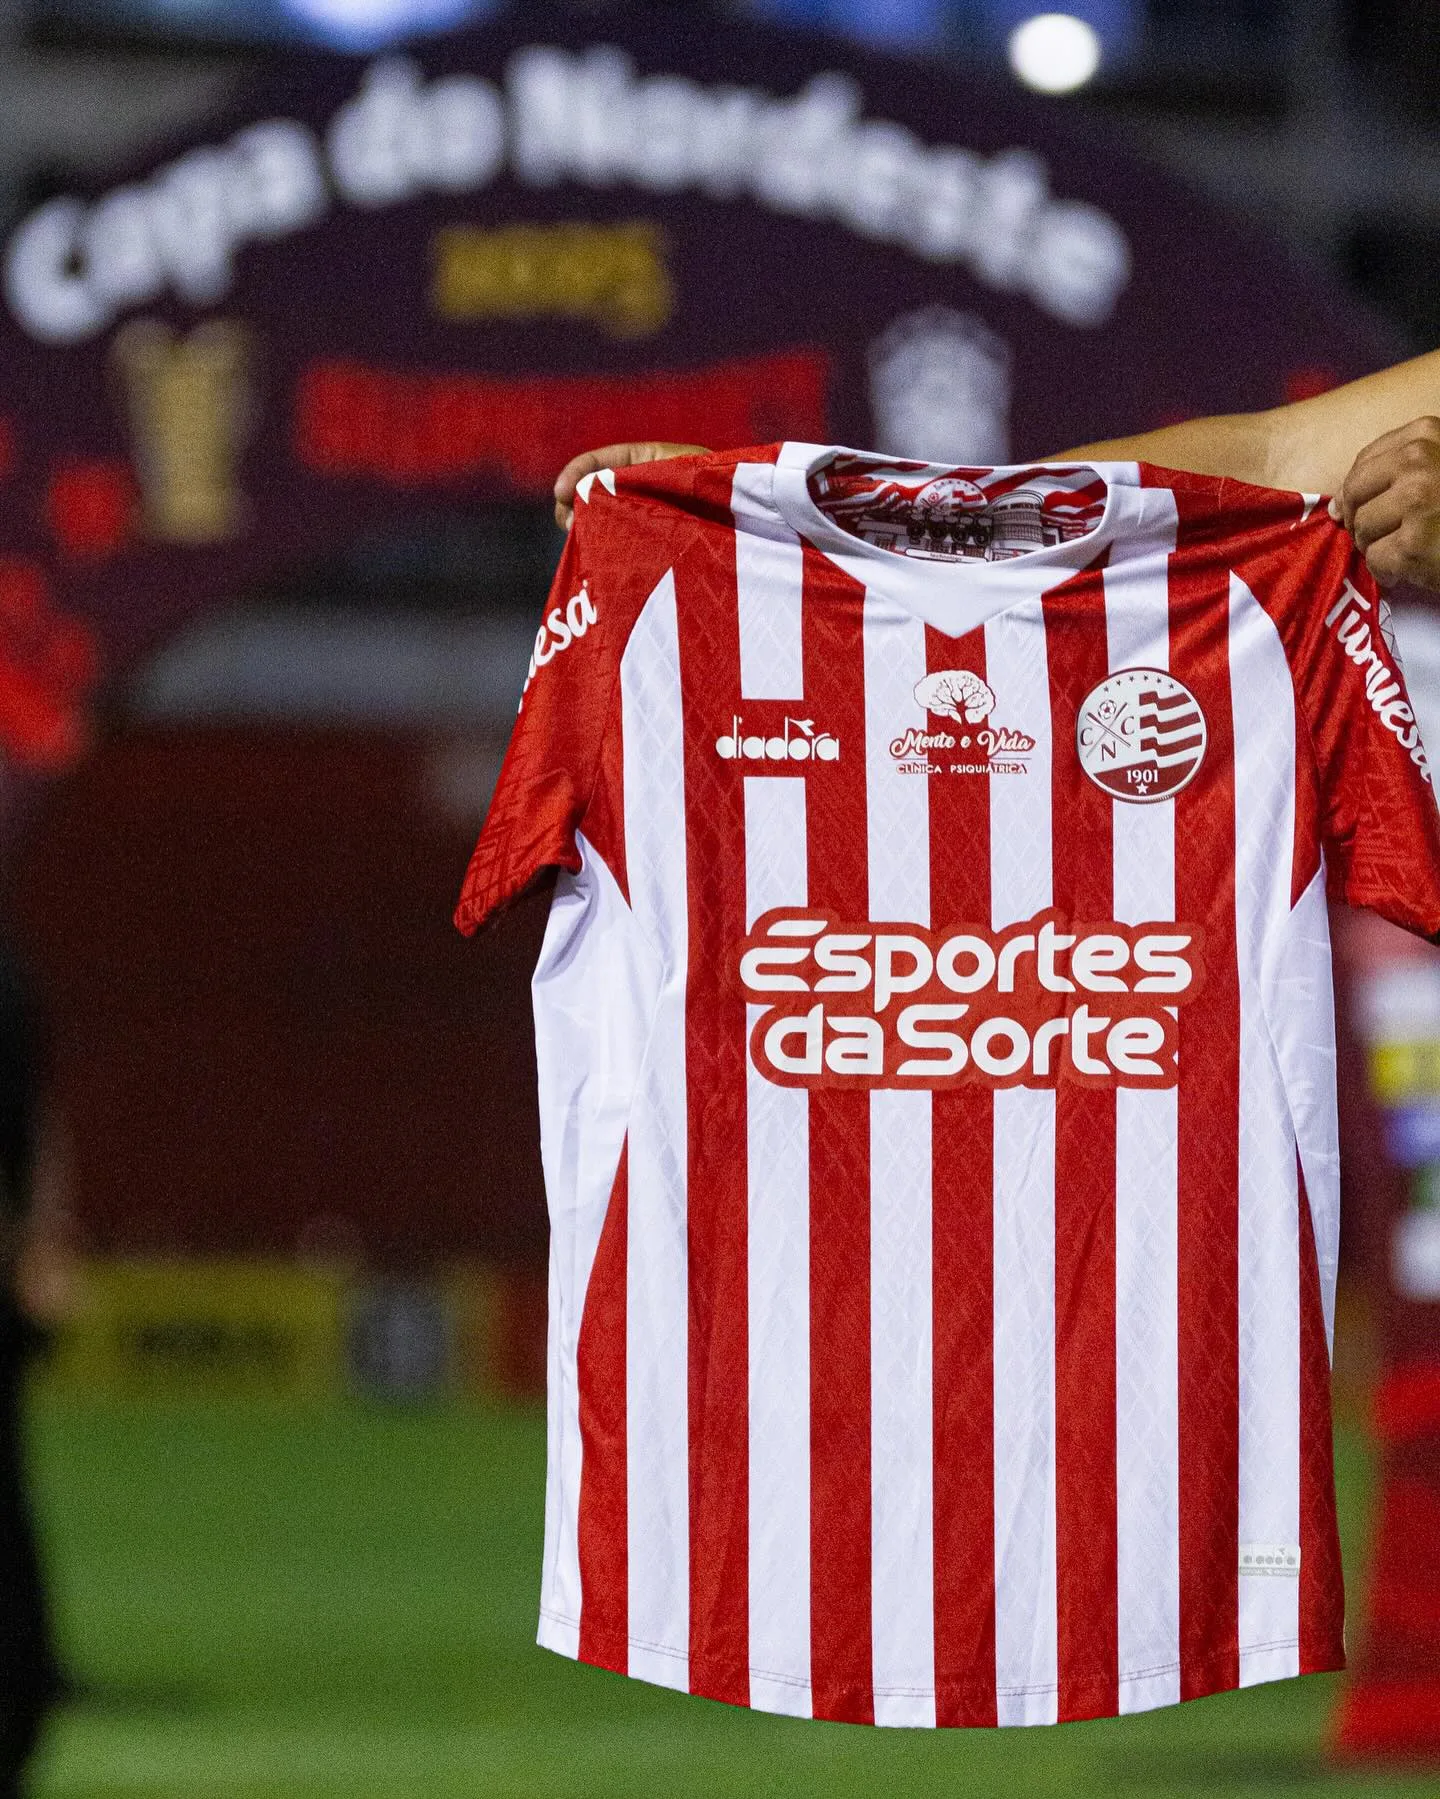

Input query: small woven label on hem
[1240,1543,1301,1577]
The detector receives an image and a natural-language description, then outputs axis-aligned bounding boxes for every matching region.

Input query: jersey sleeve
[454,525,615,936]
[1288,530,1440,941]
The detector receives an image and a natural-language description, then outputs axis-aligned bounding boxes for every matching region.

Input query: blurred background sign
[0,2,1400,1285]
[0,4,1397,699]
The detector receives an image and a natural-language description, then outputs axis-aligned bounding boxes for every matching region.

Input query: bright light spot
[1007,14,1103,94]
[280,0,480,47]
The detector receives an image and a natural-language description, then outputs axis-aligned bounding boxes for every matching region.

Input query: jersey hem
[537,1608,1344,1726]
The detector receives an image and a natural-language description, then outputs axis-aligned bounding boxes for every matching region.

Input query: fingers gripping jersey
[456,446,1440,1728]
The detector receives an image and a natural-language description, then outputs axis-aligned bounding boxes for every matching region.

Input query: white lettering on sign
[5,122,329,345]
[328,58,507,207]
[4,49,1132,344]
[507,48,1131,327]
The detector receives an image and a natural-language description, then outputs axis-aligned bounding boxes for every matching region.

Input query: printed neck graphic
[807,454,1108,565]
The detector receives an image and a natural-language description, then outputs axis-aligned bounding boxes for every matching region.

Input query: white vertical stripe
[1104,498,1183,1712]
[986,611,1054,929]
[865,604,930,925]
[733,463,806,699]
[1228,572,1302,1684]
[540,1244,572,1654]
[863,600,936,1726]
[1112,1086,1180,1714]
[620,569,692,1690]
[534,838,659,1654]
[744,775,813,1718]
[1275,867,1342,1352]
[985,608,1059,1727]
[739,484,813,1713]
[990,1085,1057,1726]
[869,1092,934,1725]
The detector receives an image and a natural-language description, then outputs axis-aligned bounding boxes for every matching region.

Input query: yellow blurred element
[1368,1039,1440,1104]
[1329,1278,1380,1427]
[32,1259,549,1403]
[433,220,674,338]
[40,1259,347,1401]
[112,318,253,543]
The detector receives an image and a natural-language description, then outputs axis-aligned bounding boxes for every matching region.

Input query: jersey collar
[771,442,1145,636]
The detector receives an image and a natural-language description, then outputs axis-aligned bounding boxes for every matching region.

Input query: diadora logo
[1324,577,1431,783]
[522,583,597,702]
[739,908,1204,1091]
[716,715,840,762]
[890,667,1036,775]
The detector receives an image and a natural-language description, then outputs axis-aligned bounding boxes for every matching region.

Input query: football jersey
[456,443,1440,1728]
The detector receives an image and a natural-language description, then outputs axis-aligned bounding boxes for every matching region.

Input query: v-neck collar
[771,442,1146,636]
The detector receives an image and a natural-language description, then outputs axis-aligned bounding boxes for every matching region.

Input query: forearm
[1057,348,1440,496]
[1053,412,1278,488]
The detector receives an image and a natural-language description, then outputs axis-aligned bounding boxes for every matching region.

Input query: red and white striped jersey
[457,444,1440,1727]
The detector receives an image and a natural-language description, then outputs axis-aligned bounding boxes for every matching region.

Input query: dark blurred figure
[0,947,65,1798]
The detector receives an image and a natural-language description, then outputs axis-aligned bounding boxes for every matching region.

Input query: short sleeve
[454,527,613,936]
[1295,543,1440,941]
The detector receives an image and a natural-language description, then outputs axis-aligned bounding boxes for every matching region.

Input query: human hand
[14,1104,79,1327]
[1331,418,1440,590]
[554,442,709,530]
[15,1221,77,1326]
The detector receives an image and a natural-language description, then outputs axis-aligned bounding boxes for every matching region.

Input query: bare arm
[13,1101,77,1325]
[556,354,1440,513]
[1054,414,1278,487]
[1057,348,1440,495]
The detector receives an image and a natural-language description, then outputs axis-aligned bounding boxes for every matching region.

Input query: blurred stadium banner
[0,1,1399,772]
[40,1258,547,1402]
[44,1258,348,1400]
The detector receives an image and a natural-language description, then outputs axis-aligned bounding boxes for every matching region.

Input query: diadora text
[716,716,840,761]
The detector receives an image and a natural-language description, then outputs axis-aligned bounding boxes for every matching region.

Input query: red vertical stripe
[1167,528,1242,1699]
[677,484,752,1705]
[1297,1162,1346,1673]
[927,621,999,1728]
[577,1144,629,1672]
[803,548,874,1724]
[582,711,629,906]
[575,696,633,1675]
[1044,566,1121,1721]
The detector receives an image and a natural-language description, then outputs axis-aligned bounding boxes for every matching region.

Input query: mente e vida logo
[739,908,1205,1091]
[892,668,1036,775]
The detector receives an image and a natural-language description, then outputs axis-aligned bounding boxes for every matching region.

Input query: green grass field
[21,1397,1436,1799]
